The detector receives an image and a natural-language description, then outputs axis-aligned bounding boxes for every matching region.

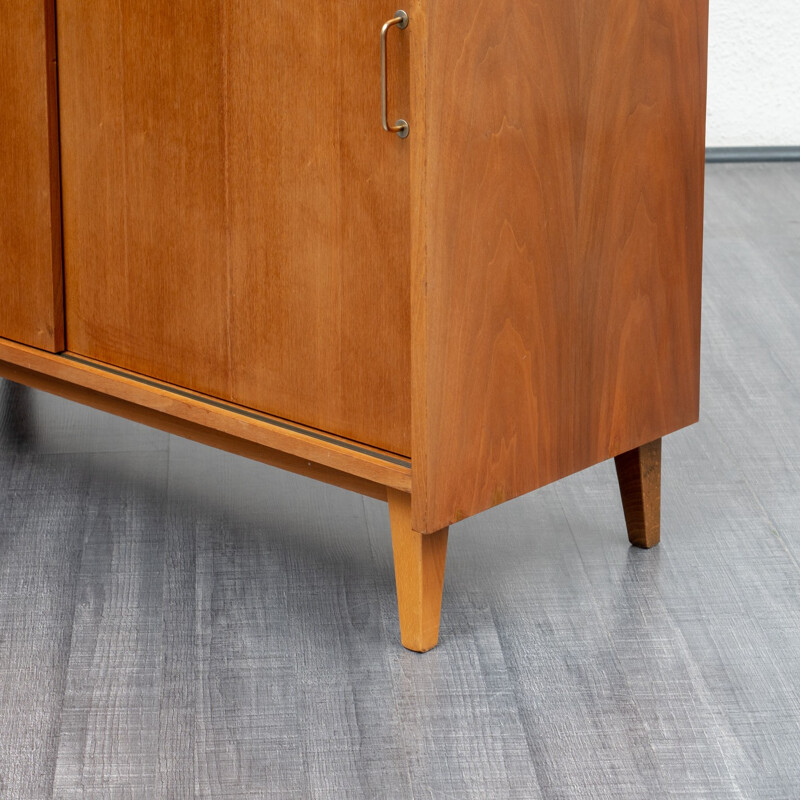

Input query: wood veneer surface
[56,1,411,455]
[0,0,63,351]
[413,0,708,531]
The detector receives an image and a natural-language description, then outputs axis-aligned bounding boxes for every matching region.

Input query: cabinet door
[0,0,63,351]
[57,1,411,454]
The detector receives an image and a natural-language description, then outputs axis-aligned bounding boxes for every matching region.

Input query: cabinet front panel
[0,0,63,351]
[57,1,411,454]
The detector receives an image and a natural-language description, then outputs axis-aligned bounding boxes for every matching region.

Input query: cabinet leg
[614,438,661,549]
[387,489,449,652]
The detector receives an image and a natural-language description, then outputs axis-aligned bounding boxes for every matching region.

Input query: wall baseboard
[706,146,800,163]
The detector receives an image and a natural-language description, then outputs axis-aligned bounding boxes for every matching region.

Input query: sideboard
[0,0,708,651]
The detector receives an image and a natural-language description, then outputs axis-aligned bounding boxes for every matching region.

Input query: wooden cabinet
[0,0,709,651]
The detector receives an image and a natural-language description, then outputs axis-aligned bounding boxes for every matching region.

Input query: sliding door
[57,1,411,453]
[0,0,63,351]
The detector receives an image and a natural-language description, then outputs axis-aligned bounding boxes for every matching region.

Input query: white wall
[706,0,800,147]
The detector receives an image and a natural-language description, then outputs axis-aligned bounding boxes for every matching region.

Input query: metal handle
[381,10,409,139]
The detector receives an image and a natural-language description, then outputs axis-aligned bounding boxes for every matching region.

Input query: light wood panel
[615,438,662,549]
[412,0,708,532]
[0,0,63,351]
[57,1,411,454]
[0,338,410,498]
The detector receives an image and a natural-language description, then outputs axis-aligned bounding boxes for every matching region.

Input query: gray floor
[1,162,799,799]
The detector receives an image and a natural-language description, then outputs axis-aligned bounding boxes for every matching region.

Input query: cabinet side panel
[414,0,708,531]
[0,0,63,351]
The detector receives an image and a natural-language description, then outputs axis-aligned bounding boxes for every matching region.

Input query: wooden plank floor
[2,162,799,798]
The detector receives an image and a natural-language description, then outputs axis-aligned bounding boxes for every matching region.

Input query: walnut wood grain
[0,0,63,351]
[615,438,661,549]
[0,338,410,499]
[387,489,448,652]
[411,0,708,532]
[56,1,411,454]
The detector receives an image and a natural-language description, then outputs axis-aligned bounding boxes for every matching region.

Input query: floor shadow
[0,380,36,451]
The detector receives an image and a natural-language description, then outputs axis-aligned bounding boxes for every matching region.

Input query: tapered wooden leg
[614,438,662,548]
[387,489,448,652]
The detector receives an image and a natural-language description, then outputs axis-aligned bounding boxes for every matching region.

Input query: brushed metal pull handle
[381,10,409,139]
